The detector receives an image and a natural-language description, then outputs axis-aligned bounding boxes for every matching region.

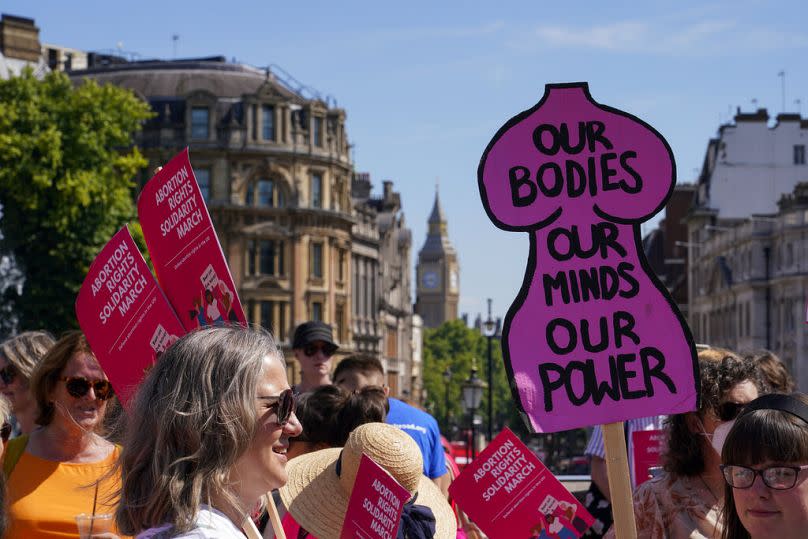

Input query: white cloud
[523,17,807,55]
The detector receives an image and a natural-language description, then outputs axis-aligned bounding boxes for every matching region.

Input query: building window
[260,300,275,333]
[338,249,346,282]
[311,173,323,208]
[247,240,257,275]
[314,117,323,147]
[251,105,258,141]
[194,168,211,202]
[258,179,274,207]
[386,325,398,358]
[311,242,323,278]
[311,301,323,322]
[795,144,806,165]
[262,105,275,141]
[335,304,345,341]
[258,240,284,276]
[191,107,209,139]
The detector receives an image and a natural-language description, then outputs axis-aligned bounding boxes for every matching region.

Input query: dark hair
[663,349,762,477]
[721,393,808,539]
[333,354,384,381]
[751,351,794,394]
[294,385,388,448]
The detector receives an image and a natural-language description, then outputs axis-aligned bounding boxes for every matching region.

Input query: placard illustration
[478,83,699,433]
[137,149,246,331]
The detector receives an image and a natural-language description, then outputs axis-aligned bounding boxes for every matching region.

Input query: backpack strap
[3,434,29,478]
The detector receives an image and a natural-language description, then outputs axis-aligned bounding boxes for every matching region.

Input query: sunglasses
[59,377,115,401]
[302,343,335,358]
[716,401,745,422]
[0,365,17,385]
[258,388,296,426]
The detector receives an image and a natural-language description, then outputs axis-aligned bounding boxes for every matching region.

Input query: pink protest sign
[75,227,185,405]
[340,454,409,539]
[478,82,699,433]
[632,429,665,488]
[137,149,245,331]
[449,428,593,538]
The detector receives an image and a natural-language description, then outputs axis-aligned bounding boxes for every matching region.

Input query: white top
[136,506,245,538]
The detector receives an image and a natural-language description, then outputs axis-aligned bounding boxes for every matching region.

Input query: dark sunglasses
[302,343,335,357]
[716,401,745,422]
[258,388,296,426]
[59,377,115,401]
[0,365,17,385]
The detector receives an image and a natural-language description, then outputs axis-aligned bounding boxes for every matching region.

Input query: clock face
[422,271,439,289]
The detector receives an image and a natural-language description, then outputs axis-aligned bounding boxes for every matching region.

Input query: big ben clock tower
[415,189,459,328]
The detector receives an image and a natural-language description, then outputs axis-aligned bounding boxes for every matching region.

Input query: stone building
[70,55,421,394]
[351,173,419,397]
[0,14,48,79]
[415,190,459,329]
[684,108,808,389]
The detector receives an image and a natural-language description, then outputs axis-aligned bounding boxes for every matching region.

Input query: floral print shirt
[604,472,722,539]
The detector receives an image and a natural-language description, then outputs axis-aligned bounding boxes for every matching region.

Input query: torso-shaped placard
[478,83,698,433]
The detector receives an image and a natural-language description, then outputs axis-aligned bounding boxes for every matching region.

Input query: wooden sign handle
[266,496,287,539]
[603,422,637,539]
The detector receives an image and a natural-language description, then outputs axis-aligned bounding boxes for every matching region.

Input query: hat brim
[279,448,456,539]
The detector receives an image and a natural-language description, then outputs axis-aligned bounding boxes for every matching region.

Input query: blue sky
[7,0,808,322]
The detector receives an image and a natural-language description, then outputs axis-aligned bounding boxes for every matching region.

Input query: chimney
[0,14,41,63]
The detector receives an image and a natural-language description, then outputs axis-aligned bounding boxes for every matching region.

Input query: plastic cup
[75,513,113,538]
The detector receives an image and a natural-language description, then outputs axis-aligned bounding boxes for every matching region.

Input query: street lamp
[461,363,486,461]
[442,366,452,430]
[481,298,497,442]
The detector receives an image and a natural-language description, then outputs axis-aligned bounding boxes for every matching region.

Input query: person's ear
[383,385,390,397]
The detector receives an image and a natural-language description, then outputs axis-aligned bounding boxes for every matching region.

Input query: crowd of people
[0,321,806,538]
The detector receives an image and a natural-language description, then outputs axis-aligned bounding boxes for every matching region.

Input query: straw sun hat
[279,423,455,539]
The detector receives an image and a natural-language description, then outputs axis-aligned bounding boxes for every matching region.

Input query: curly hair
[662,348,763,477]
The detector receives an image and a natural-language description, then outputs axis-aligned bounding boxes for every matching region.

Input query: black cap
[292,321,338,352]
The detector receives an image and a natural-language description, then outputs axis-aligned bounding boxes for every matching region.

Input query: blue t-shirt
[385,397,447,479]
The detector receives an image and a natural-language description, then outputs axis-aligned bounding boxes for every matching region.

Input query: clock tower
[415,188,459,328]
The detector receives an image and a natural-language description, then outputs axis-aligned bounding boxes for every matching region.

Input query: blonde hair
[0,331,55,381]
[116,326,283,535]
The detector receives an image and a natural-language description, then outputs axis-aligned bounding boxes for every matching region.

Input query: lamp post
[461,363,486,461]
[481,298,497,442]
[442,366,452,431]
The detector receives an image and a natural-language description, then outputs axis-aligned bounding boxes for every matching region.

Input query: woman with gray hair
[117,326,302,538]
[0,331,55,435]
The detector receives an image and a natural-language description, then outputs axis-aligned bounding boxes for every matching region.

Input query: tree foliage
[422,319,525,438]
[0,69,152,334]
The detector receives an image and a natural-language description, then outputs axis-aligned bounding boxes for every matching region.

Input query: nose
[283,412,303,437]
[750,473,772,497]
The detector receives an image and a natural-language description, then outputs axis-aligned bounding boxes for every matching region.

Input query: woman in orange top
[5,331,126,538]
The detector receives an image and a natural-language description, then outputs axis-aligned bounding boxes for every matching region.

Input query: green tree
[422,319,525,439]
[0,69,153,334]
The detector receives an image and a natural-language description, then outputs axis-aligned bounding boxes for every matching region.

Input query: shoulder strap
[4,434,29,478]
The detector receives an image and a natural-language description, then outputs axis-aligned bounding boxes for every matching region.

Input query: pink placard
[478,82,699,433]
[75,227,185,405]
[137,149,245,331]
[449,428,594,538]
[632,429,665,488]
[341,454,409,539]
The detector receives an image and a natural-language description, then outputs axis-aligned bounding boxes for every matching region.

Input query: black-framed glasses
[0,365,17,385]
[721,464,808,490]
[302,343,335,358]
[59,377,115,401]
[258,388,296,426]
[716,401,745,422]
